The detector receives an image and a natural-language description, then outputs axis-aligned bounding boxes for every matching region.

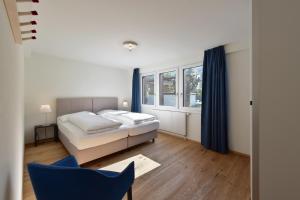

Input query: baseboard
[230,150,250,158]
[157,129,200,143]
[157,129,188,139]
[25,138,56,148]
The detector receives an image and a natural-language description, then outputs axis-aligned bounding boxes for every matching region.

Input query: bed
[56,97,159,164]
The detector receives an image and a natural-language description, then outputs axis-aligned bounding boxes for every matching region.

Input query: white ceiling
[23,0,250,69]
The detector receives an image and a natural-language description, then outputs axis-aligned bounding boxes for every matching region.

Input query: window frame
[140,72,156,108]
[140,62,203,113]
[179,63,203,112]
[157,68,179,110]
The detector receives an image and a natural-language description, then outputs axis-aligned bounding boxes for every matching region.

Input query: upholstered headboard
[56,97,118,117]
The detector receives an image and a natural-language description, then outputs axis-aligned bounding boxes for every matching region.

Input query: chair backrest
[28,161,134,200]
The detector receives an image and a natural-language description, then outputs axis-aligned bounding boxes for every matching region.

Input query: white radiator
[152,109,188,137]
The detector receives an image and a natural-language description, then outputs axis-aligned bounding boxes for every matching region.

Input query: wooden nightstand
[34,123,58,146]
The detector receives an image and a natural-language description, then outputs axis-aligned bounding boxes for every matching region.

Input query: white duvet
[66,112,122,134]
[98,110,156,125]
[121,112,156,124]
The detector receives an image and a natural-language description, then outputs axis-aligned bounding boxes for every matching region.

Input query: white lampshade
[40,105,52,113]
[122,100,129,108]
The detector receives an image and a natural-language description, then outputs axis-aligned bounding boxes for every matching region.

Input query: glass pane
[183,66,202,108]
[142,75,155,105]
[159,71,176,106]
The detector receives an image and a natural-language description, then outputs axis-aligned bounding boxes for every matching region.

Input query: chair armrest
[51,155,79,168]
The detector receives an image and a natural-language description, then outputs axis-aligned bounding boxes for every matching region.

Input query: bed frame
[56,97,157,164]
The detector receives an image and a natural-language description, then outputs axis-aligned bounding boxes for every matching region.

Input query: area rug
[99,154,161,178]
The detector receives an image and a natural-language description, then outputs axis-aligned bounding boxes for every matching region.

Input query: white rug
[99,154,161,178]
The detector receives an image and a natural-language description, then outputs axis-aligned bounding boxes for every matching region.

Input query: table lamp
[40,104,52,125]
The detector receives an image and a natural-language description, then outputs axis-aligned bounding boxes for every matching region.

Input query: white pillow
[58,111,95,122]
[69,114,122,132]
[58,114,71,122]
[97,109,116,115]
[97,110,128,115]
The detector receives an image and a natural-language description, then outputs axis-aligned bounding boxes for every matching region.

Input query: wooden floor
[23,133,250,200]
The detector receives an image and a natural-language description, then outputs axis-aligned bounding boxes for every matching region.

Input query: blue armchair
[28,156,135,200]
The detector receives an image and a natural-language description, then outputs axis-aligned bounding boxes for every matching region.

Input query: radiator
[152,109,188,137]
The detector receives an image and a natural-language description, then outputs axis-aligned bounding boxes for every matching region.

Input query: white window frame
[157,68,179,110]
[179,63,203,112]
[139,62,203,113]
[140,72,156,108]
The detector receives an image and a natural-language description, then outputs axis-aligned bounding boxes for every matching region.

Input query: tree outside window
[142,75,155,105]
[159,71,176,106]
[183,66,202,108]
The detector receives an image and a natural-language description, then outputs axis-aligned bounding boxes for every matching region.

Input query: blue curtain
[201,46,228,154]
[131,68,141,113]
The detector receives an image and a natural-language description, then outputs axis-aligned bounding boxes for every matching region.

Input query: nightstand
[34,123,58,146]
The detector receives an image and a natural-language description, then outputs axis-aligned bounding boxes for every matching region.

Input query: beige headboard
[56,97,118,117]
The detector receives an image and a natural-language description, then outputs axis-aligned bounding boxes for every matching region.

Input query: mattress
[58,119,128,150]
[126,120,160,136]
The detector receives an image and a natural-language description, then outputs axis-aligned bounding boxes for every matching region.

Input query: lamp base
[43,113,50,126]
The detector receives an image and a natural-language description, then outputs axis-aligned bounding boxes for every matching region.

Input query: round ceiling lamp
[123,41,138,51]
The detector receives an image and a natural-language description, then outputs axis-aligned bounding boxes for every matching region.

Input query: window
[141,64,202,110]
[159,70,177,107]
[183,66,202,108]
[142,74,155,105]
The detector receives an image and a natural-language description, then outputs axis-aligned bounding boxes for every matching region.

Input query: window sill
[152,107,201,114]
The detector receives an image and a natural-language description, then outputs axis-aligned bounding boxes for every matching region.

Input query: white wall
[141,42,251,155]
[24,53,131,143]
[252,0,300,199]
[0,1,24,200]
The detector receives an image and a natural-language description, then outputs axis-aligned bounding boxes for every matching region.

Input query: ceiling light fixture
[123,41,138,51]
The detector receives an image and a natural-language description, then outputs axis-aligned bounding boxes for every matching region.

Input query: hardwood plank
[23,133,250,200]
